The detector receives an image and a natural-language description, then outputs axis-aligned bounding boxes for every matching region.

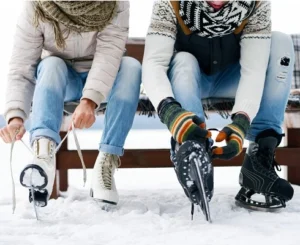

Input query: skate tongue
[36,138,52,158]
[258,136,277,151]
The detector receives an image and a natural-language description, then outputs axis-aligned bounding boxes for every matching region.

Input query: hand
[0,117,26,143]
[158,97,211,143]
[212,113,250,160]
[70,99,96,130]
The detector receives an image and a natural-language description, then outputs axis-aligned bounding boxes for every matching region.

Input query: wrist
[157,97,182,124]
[8,117,23,125]
[81,98,97,109]
[232,113,250,135]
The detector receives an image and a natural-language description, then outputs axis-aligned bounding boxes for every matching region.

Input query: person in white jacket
[142,1,294,210]
[0,1,141,207]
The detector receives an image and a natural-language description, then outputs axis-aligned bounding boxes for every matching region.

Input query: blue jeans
[29,56,142,156]
[168,32,295,141]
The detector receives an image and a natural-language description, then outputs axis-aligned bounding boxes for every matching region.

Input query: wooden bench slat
[56,147,300,170]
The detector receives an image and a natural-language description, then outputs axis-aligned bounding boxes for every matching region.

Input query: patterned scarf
[179,1,256,37]
[33,1,117,49]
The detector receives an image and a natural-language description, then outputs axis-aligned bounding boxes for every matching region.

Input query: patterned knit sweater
[142,1,271,122]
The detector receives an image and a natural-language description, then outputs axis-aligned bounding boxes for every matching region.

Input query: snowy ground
[0,116,300,245]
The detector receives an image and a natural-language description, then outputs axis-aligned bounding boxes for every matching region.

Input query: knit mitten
[212,113,250,160]
[158,97,211,143]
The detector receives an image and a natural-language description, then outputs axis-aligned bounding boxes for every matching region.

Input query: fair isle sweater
[142,1,271,122]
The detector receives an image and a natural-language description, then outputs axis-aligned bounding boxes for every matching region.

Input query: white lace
[10,122,86,213]
[98,153,120,190]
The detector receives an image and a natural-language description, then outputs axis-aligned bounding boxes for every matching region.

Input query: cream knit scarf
[33,1,117,49]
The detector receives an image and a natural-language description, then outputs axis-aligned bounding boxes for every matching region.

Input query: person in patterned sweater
[142,1,294,211]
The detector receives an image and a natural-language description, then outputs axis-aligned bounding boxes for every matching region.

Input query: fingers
[191,115,211,137]
[72,112,95,129]
[215,127,233,142]
[216,131,227,142]
[212,142,237,160]
[212,140,242,160]
[192,115,205,128]
[15,126,26,140]
[194,126,211,138]
[0,124,25,143]
[85,115,96,129]
[0,128,11,143]
[73,113,84,129]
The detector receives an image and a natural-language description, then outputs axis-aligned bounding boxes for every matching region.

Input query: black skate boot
[235,130,294,211]
[171,138,214,222]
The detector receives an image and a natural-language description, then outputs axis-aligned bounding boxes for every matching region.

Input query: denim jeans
[168,32,295,141]
[29,56,142,156]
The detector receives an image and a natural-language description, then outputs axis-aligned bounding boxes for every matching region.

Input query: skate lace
[252,146,281,177]
[9,122,86,214]
[99,154,120,190]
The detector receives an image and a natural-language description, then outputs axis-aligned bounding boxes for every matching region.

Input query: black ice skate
[236,131,294,211]
[172,139,214,222]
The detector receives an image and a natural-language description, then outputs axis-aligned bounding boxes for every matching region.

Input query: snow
[1,127,300,245]
[1,1,300,244]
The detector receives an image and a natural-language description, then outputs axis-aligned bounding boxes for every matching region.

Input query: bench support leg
[50,174,59,199]
[59,169,68,192]
[287,128,300,185]
[50,132,69,199]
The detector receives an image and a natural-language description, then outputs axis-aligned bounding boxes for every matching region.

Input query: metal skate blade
[235,200,282,213]
[235,187,286,212]
[93,199,117,212]
[193,158,212,223]
[90,189,117,211]
[30,187,40,220]
[30,172,39,221]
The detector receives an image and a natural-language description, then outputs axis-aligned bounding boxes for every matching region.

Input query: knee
[36,56,68,87]
[270,32,295,65]
[117,57,142,88]
[112,57,142,101]
[169,52,200,88]
[269,32,295,84]
[37,56,68,76]
[120,57,142,76]
[171,52,199,71]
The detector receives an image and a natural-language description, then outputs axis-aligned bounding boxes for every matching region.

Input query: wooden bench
[49,38,300,198]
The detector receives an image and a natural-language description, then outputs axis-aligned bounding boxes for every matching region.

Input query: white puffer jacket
[5,1,129,123]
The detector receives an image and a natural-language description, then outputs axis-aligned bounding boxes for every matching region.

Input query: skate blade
[235,200,283,213]
[90,189,117,211]
[193,158,212,223]
[30,186,40,220]
[235,187,286,212]
[93,199,117,212]
[29,189,48,207]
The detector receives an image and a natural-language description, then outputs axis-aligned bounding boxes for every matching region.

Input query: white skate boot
[20,138,56,207]
[90,152,120,205]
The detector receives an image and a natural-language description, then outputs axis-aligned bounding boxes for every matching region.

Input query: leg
[100,57,142,156]
[29,56,84,145]
[168,52,210,122]
[247,31,295,141]
[168,52,215,221]
[26,57,84,205]
[235,32,295,209]
[91,57,141,205]
[209,63,241,98]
